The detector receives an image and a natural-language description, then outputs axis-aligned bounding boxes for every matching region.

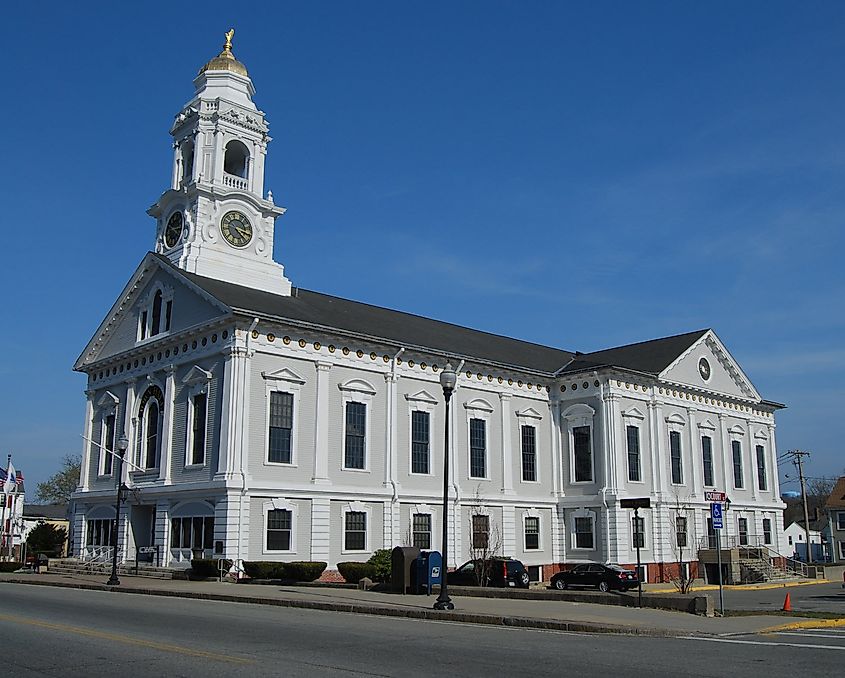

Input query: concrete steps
[47,558,186,580]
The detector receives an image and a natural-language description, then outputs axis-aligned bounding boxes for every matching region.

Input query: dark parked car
[448,558,531,588]
[550,563,638,592]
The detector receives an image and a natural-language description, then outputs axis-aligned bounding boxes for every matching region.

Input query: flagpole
[1,454,10,562]
[6,485,17,560]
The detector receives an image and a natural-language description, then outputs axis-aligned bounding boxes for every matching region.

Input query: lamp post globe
[106,434,129,586]
[434,362,456,611]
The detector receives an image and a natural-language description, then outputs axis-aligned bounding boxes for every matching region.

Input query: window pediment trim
[515,407,543,421]
[413,504,433,515]
[182,365,213,386]
[170,500,214,518]
[262,367,306,385]
[97,391,120,410]
[698,418,717,431]
[405,390,439,406]
[339,378,376,396]
[464,398,494,413]
[346,500,367,513]
[622,406,645,421]
[665,412,686,426]
[728,424,746,436]
[753,428,768,440]
[263,497,297,514]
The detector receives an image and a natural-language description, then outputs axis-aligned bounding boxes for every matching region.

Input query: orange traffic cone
[782,593,792,612]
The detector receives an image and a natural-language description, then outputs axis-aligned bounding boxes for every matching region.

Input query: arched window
[223,140,249,178]
[138,385,164,470]
[151,290,163,336]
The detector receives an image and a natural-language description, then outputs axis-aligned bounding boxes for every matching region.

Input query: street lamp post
[434,363,456,611]
[106,434,129,586]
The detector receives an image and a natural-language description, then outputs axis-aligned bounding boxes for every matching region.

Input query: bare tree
[668,490,695,594]
[466,486,503,586]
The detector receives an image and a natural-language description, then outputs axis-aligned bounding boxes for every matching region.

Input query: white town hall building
[71,35,787,583]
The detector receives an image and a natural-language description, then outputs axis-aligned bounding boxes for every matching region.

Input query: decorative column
[216,347,246,480]
[549,394,562,497]
[123,379,137,487]
[312,361,332,484]
[746,419,756,501]
[768,423,780,498]
[718,413,731,539]
[212,129,224,184]
[384,373,398,489]
[601,391,620,494]
[648,400,664,493]
[499,393,514,495]
[171,142,181,190]
[159,365,177,483]
[686,407,699,498]
[79,390,95,492]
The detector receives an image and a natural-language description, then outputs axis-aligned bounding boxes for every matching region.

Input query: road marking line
[775,631,845,639]
[0,613,254,664]
[682,636,845,651]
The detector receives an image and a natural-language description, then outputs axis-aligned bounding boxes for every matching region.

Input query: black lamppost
[106,434,129,586]
[434,362,456,611]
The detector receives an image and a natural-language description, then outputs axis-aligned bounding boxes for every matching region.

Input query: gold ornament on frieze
[267,333,276,342]
[282,336,290,344]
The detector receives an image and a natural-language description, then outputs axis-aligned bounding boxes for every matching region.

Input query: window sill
[409,471,433,477]
[341,550,369,555]
[341,467,370,473]
[184,464,206,470]
[265,461,297,468]
[520,479,540,484]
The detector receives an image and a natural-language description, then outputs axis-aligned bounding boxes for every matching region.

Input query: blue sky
[3,2,843,495]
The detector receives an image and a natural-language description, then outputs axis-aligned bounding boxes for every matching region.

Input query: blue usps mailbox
[711,502,723,530]
[413,551,443,595]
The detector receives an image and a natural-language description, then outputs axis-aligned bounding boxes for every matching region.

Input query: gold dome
[198,29,249,77]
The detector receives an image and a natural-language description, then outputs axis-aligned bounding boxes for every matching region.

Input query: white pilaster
[79,390,95,491]
[123,379,137,487]
[159,365,177,483]
[549,395,562,497]
[311,497,331,564]
[312,361,332,484]
[687,407,699,498]
[746,418,756,500]
[500,393,513,495]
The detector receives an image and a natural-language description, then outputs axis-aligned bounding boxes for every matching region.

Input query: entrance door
[130,505,155,560]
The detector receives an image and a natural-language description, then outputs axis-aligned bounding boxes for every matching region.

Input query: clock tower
[148,30,292,296]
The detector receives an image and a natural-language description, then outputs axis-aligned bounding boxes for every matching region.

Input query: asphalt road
[721,581,845,613]
[2,584,843,677]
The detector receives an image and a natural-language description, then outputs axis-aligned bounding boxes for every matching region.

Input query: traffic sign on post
[704,491,726,502]
[711,502,723,530]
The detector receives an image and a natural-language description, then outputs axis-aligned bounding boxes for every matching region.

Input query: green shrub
[26,523,67,557]
[367,549,392,583]
[243,561,285,579]
[284,561,327,582]
[337,561,376,583]
[190,558,232,579]
[0,562,23,573]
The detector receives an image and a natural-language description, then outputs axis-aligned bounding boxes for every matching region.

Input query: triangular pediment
[660,330,761,401]
[262,367,306,385]
[74,253,232,371]
[515,407,543,420]
[182,365,213,385]
[405,389,439,405]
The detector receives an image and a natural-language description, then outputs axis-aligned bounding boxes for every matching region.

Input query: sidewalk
[0,571,839,637]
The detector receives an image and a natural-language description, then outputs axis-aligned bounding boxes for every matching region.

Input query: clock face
[164,211,184,249]
[220,210,253,248]
[698,357,711,381]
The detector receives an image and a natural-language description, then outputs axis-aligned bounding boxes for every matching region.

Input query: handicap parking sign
[711,502,723,530]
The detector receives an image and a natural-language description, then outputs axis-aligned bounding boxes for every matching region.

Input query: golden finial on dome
[198,28,249,77]
[224,28,234,52]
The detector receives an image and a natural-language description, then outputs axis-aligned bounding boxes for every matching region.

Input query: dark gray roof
[23,503,68,520]
[559,329,710,376]
[157,255,576,373]
[154,254,713,377]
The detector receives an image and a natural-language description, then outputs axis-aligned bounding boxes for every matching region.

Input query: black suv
[448,558,531,588]
[550,563,639,592]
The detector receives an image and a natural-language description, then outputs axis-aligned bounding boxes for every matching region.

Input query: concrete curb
[647,579,832,594]
[757,617,845,633]
[1,577,677,638]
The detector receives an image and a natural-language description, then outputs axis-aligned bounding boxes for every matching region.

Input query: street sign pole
[634,507,643,608]
[711,501,725,616]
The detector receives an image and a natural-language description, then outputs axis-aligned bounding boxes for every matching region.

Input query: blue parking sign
[711,502,723,530]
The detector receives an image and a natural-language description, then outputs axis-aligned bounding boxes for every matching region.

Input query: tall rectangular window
[103,414,116,475]
[472,514,489,550]
[574,517,594,549]
[676,516,688,548]
[632,516,645,549]
[670,430,683,484]
[521,425,537,482]
[626,425,641,482]
[524,516,540,550]
[344,511,366,551]
[732,440,744,488]
[344,402,367,469]
[738,517,748,546]
[573,426,592,482]
[411,411,430,474]
[412,513,431,550]
[469,418,486,478]
[756,445,767,491]
[762,518,772,545]
[268,392,293,464]
[266,509,292,551]
[701,435,714,487]
[191,393,207,465]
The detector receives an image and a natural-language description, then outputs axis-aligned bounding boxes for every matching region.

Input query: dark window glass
[164,300,172,331]
[670,430,683,484]
[469,418,486,478]
[181,517,191,548]
[269,392,293,464]
[145,401,159,469]
[632,516,645,549]
[203,517,214,549]
[472,514,489,550]
[345,511,366,550]
[521,425,537,482]
[738,517,748,545]
[140,310,147,339]
[103,414,116,475]
[626,425,640,482]
[676,517,688,548]
[525,516,540,550]
[701,436,714,487]
[574,517,593,549]
[267,509,292,551]
[344,402,366,469]
[412,513,431,550]
[756,445,767,491]
[411,411,430,474]
[762,518,772,545]
[191,393,207,465]
[192,517,204,549]
[732,440,744,488]
[151,290,163,336]
[171,518,180,548]
[87,519,113,547]
[573,426,592,482]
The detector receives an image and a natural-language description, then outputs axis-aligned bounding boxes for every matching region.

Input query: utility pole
[789,449,814,565]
